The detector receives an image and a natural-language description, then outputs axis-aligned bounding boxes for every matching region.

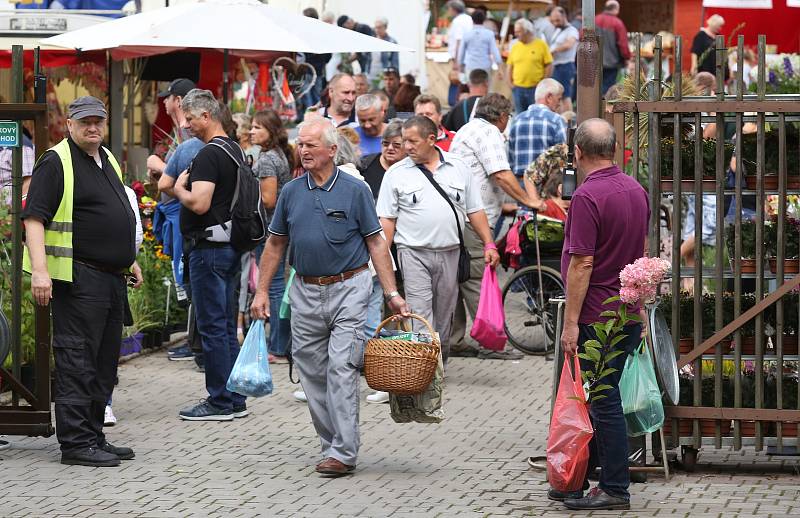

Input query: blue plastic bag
[620,339,664,436]
[227,320,273,397]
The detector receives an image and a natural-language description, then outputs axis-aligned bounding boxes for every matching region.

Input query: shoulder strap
[468,97,481,122]
[415,164,465,248]
[207,137,246,213]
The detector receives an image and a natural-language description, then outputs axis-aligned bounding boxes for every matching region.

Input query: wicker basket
[364,314,440,395]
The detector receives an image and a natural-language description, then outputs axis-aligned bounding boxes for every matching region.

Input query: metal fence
[611,34,800,455]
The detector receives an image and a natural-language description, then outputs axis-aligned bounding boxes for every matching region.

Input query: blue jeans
[512,86,536,114]
[255,242,291,356]
[602,68,620,98]
[363,276,383,339]
[577,323,640,500]
[552,62,576,100]
[189,245,245,411]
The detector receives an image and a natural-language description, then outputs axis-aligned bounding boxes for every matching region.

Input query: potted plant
[121,287,156,357]
[765,215,800,274]
[726,220,761,273]
[660,137,734,192]
[740,123,800,189]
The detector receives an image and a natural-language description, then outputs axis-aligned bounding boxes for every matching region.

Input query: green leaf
[583,339,602,350]
[627,313,642,322]
[585,347,601,361]
[598,367,618,379]
[590,394,608,401]
[600,310,618,318]
[594,384,614,392]
[609,334,627,347]
[603,295,621,305]
[581,371,591,382]
[604,350,626,362]
[577,353,595,362]
[567,396,586,403]
[604,319,615,335]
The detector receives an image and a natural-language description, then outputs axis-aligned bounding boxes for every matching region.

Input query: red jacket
[435,127,455,152]
[595,12,631,67]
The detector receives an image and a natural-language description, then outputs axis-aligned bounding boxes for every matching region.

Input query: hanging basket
[364,314,440,395]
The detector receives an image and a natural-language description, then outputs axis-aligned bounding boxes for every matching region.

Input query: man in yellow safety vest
[22,96,140,467]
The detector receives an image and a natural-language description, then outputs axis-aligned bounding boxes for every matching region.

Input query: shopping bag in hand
[470,265,507,351]
[620,339,664,436]
[547,355,593,492]
[279,267,296,319]
[227,320,273,397]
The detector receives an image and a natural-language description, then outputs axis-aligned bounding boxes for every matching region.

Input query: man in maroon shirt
[553,119,649,511]
[595,0,631,97]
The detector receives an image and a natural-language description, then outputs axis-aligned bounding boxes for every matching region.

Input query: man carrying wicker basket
[251,118,409,477]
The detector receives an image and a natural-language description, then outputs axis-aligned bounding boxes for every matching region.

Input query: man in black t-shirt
[442,69,489,132]
[22,96,137,467]
[691,14,725,76]
[171,89,246,422]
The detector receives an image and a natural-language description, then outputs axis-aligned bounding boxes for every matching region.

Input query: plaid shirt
[450,117,509,226]
[509,104,566,177]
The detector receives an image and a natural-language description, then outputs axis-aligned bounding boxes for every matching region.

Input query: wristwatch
[384,290,401,301]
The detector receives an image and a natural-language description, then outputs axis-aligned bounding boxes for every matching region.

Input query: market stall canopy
[40,0,413,60]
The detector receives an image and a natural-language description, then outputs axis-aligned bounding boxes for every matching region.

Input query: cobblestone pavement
[2,348,799,518]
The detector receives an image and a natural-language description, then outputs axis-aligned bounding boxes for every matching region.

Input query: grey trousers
[450,223,485,349]
[290,269,372,466]
[397,247,460,361]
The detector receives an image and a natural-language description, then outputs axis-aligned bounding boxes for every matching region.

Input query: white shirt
[549,24,579,65]
[449,118,509,227]
[124,185,144,250]
[448,13,474,60]
[376,152,484,250]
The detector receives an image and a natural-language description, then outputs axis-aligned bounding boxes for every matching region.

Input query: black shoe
[233,404,249,418]
[564,488,630,511]
[179,400,234,421]
[99,441,135,460]
[449,343,480,357]
[61,447,121,467]
[547,488,583,501]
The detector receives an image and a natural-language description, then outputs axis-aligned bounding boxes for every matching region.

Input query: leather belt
[74,259,127,276]
[300,264,369,286]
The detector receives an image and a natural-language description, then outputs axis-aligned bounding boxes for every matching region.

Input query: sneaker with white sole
[366,391,390,403]
[293,390,307,402]
[232,404,249,418]
[179,399,234,421]
[104,405,117,426]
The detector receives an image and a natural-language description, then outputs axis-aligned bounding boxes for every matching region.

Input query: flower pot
[739,258,758,274]
[659,178,717,193]
[739,336,756,355]
[120,333,143,357]
[768,258,800,274]
[679,337,728,355]
[745,175,800,190]
[663,418,731,437]
[739,420,759,436]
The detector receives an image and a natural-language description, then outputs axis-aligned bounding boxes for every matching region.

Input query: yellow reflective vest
[23,139,123,282]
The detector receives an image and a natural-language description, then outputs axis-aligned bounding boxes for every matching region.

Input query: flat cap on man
[158,78,197,98]
[68,96,108,120]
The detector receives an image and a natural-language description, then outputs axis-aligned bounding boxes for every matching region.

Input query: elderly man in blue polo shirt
[252,118,409,477]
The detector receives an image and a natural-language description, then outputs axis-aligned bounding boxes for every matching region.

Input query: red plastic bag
[547,355,593,492]
[470,265,507,351]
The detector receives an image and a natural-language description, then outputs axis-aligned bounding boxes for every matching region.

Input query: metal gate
[611,34,800,456]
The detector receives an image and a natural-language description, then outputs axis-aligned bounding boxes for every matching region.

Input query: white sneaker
[293,390,307,403]
[366,391,390,404]
[104,405,117,426]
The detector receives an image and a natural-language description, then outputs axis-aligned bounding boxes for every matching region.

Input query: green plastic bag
[620,340,664,436]
[279,267,296,319]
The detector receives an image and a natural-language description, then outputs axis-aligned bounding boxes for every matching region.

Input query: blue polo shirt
[269,167,382,276]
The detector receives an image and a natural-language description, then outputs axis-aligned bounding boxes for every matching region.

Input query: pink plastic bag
[470,265,507,351]
[547,355,593,492]
[505,219,523,269]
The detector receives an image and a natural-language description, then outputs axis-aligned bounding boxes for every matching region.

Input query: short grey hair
[297,118,338,147]
[575,118,616,160]
[355,94,383,113]
[474,93,512,123]
[375,16,388,28]
[514,18,534,35]
[382,119,404,141]
[534,78,564,102]
[321,11,336,23]
[335,133,360,166]
[181,89,221,120]
[446,0,465,14]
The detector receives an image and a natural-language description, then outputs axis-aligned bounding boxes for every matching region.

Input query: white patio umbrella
[40,0,412,59]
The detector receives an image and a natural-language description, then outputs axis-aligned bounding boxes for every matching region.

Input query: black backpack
[207,137,268,252]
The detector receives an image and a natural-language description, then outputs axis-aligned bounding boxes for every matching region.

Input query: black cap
[383,67,399,77]
[158,78,197,98]
[337,15,350,27]
[67,96,107,120]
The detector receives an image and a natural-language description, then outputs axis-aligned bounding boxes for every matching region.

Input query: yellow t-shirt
[507,39,553,88]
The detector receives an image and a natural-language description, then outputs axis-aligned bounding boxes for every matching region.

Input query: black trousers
[52,262,126,453]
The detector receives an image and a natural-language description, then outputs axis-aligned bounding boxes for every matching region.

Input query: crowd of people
[14,1,697,512]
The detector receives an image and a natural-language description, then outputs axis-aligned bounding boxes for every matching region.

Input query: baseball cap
[67,96,107,120]
[158,78,197,98]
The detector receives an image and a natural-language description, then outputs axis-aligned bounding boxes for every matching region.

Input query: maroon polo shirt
[561,164,650,324]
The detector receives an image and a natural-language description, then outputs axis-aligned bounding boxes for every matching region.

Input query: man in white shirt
[446,0,474,74]
[376,116,499,362]
[548,6,579,111]
[449,93,543,360]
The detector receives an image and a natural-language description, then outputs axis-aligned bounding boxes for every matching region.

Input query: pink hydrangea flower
[619,257,670,304]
